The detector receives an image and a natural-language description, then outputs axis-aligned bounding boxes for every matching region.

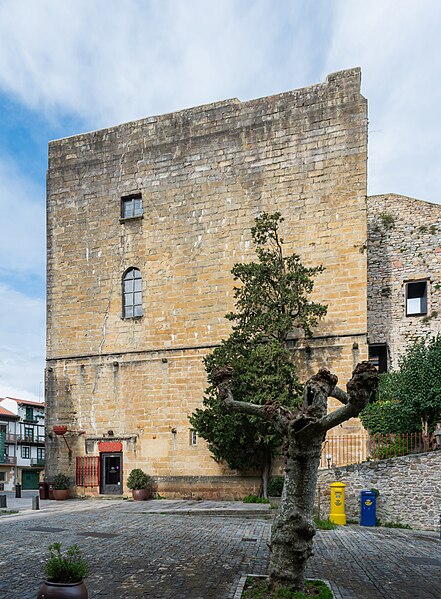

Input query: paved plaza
[0,493,440,598]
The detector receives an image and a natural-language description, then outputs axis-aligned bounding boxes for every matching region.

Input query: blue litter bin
[360,490,377,526]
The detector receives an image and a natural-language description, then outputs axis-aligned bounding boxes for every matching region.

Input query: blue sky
[0,0,440,400]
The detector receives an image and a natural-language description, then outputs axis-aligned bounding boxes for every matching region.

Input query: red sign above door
[98,441,122,453]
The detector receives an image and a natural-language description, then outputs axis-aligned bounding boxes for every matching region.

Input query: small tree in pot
[126,468,152,500]
[52,473,71,500]
[37,542,88,598]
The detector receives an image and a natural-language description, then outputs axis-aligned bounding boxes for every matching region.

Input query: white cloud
[324,0,441,203]
[0,158,45,276]
[0,158,45,399]
[0,0,324,128]
[0,283,45,401]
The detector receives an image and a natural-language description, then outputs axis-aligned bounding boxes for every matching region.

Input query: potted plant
[52,473,71,500]
[267,475,284,509]
[37,542,88,598]
[126,468,152,500]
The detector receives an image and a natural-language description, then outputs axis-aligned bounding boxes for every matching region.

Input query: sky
[0,0,440,401]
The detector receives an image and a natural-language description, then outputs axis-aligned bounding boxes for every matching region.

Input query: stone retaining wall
[317,450,441,530]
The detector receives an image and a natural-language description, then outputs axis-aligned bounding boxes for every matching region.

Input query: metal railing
[0,456,17,465]
[320,432,437,468]
[4,433,17,443]
[17,435,45,444]
[30,458,45,467]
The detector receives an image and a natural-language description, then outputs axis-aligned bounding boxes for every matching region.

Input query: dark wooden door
[100,453,123,494]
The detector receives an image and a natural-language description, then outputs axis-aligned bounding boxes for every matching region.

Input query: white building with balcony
[0,397,45,491]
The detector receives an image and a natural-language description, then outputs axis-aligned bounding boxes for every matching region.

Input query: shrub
[383,520,412,529]
[126,468,152,490]
[44,543,88,583]
[242,494,270,504]
[242,577,332,598]
[267,476,285,497]
[313,517,337,530]
[52,474,70,490]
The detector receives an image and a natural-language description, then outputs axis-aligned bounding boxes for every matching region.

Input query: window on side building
[405,280,428,316]
[121,194,143,219]
[123,268,143,318]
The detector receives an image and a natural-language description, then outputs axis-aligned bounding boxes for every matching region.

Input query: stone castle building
[45,68,441,497]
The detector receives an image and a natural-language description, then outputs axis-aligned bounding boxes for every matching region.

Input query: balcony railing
[18,435,45,444]
[0,456,17,465]
[30,458,45,467]
[4,433,17,443]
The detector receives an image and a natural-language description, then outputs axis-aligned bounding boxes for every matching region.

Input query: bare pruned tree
[213,361,378,593]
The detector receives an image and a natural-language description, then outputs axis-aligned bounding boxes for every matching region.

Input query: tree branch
[318,362,378,433]
[212,366,291,434]
[330,386,349,405]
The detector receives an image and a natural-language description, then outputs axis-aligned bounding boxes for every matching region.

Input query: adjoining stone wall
[317,451,441,530]
[367,194,441,368]
[46,68,369,496]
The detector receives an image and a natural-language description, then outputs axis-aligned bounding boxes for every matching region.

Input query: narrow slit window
[190,430,197,446]
[123,268,143,318]
[121,194,143,219]
[406,281,428,316]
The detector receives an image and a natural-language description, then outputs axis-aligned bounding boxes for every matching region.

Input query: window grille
[123,268,143,318]
[121,194,143,219]
[76,456,100,487]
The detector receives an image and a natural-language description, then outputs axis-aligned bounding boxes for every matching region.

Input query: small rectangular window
[121,194,143,219]
[21,446,30,459]
[0,472,5,482]
[406,281,428,315]
[189,430,197,446]
[25,407,33,421]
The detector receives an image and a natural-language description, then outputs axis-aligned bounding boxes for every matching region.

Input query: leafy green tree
[190,212,327,496]
[361,336,441,436]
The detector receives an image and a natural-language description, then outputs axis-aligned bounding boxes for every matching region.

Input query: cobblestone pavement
[0,497,440,598]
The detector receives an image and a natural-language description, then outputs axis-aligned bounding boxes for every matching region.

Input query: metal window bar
[76,456,100,487]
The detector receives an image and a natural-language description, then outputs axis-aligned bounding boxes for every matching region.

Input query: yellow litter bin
[329,482,346,525]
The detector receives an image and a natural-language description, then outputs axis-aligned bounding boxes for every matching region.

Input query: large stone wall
[46,68,368,494]
[317,451,441,530]
[367,194,441,368]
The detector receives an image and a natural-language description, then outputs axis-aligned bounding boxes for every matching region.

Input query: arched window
[123,268,143,318]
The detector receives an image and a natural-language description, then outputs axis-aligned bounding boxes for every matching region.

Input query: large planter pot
[131,488,150,501]
[37,579,88,598]
[52,489,70,501]
[269,496,281,509]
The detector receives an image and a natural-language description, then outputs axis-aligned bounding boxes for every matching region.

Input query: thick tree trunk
[268,436,322,592]
[213,362,378,594]
[260,448,272,499]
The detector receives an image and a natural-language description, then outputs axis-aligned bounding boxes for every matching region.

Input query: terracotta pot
[37,579,88,598]
[53,489,70,501]
[131,488,149,501]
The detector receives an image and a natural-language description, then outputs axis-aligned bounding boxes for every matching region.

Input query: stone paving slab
[0,500,440,598]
